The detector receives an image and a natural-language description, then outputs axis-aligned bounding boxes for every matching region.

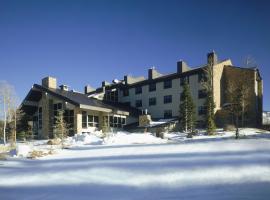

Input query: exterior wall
[213,60,232,111]
[220,66,261,127]
[74,107,82,134]
[119,74,206,121]
[41,92,49,139]
[36,92,77,138]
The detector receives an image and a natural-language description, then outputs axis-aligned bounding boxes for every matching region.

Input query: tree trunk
[3,97,6,145]
[185,105,187,132]
[241,102,245,128]
[14,110,17,144]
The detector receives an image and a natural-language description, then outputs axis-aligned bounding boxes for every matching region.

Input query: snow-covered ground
[1,129,270,200]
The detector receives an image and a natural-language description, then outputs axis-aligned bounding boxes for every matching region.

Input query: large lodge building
[21,52,263,138]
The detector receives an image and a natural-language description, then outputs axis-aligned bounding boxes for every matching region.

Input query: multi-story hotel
[21,52,263,138]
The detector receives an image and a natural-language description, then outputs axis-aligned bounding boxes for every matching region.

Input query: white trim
[79,104,112,113]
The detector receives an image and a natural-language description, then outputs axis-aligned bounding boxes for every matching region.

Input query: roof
[22,84,141,116]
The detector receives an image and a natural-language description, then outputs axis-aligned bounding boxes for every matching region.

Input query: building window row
[82,111,99,128]
[104,90,118,102]
[135,95,172,108]
[123,76,195,97]
[88,115,99,127]
[109,116,126,128]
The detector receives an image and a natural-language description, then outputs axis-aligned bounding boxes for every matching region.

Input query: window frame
[123,89,129,97]
[149,97,156,106]
[180,76,189,86]
[135,86,142,94]
[164,110,172,119]
[163,79,172,89]
[149,82,156,92]
[163,95,172,104]
[135,99,142,107]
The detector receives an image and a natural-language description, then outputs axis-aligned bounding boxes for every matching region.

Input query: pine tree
[179,81,196,133]
[205,91,216,135]
[54,110,69,145]
[202,63,216,135]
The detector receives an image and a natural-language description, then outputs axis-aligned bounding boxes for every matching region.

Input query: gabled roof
[22,84,141,116]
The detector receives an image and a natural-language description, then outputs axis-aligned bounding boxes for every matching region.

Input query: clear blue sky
[0,0,269,110]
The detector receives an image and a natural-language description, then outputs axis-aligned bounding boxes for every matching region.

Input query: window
[109,116,113,127]
[164,110,172,119]
[53,103,63,124]
[123,89,129,97]
[180,76,189,85]
[149,83,156,92]
[198,89,207,99]
[38,107,42,129]
[105,90,118,102]
[64,110,74,127]
[149,97,156,106]
[180,92,187,101]
[164,80,172,89]
[88,115,99,127]
[109,116,126,128]
[82,111,87,128]
[164,95,172,104]
[198,106,207,115]
[136,100,142,107]
[135,86,142,94]
[198,72,207,82]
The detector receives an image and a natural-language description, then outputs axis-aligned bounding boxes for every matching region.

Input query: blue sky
[0,0,269,110]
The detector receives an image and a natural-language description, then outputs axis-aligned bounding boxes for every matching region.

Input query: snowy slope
[0,129,270,200]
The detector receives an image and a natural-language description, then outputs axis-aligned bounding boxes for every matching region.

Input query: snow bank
[13,143,32,157]
[66,133,103,146]
[104,132,167,145]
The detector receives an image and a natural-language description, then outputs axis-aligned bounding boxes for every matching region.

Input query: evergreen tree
[202,63,216,135]
[205,91,216,135]
[54,110,69,145]
[179,81,196,133]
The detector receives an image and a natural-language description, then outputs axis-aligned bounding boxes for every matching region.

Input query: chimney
[207,51,218,66]
[59,85,69,91]
[84,85,95,94]
[102,81,110,87]
[148,67,163,79]
[42,77,57,89]
[177,60,189,73]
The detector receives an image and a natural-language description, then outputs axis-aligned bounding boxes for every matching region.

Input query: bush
[17,131,26,141]
[47,138,61,145]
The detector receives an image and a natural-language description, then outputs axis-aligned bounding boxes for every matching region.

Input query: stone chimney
[124,75,145,85]
[42,77,57,89]
[148,67,163,79]
[84,85,95,94]
[207,51,218,66]
[102,81,110,87]
[177,60,189,73]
